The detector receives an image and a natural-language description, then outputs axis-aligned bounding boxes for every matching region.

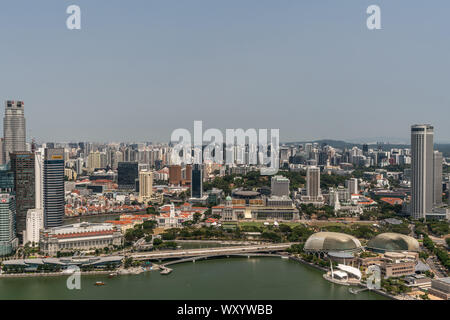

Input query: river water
[0,257,387,300]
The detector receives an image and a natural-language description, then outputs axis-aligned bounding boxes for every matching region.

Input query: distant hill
[283,140,450,157]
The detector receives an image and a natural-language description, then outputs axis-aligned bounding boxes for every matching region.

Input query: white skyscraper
[347,178,359,195]
[24,208,43,246]
[411,124,434,219]
[3,100,26,163]
[35,148,44,210]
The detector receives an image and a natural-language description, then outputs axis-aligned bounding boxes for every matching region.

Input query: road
[130,243,294,260]
[426,257,447,278]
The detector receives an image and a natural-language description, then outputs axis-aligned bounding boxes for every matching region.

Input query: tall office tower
[0,138,4,165]
[138,170,153,203]
[0,193,18,256]
[271,175,290,197]
[433,151,443,206]
[117,162,138,190]
[34,148,44,210]
[411,124,434,220]
[362,144,369,155]
[306,166,321,200]
[43,148,65,228]
[24,208,43,245]
[191,164,203,198]
[169,165,182,185]
[347,178,359,195]
[10,152,35,238]
[75,157,84,175]
[3,100,26,164]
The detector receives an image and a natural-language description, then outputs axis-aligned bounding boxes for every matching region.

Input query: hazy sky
[1,1,449,143]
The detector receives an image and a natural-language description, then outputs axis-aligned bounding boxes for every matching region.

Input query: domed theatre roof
[304,232,362,253]
[367,233,420,252]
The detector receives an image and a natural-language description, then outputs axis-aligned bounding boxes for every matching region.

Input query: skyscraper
[10,152,35,238]
[138,170,153,203]
[117,162,138,190]
[306,166,321,200]
[347,178,359,195]
[191,164,203,198]
[0,193,18,256]
[35,148,44,210]
[433,150,443,206]
[3,100,26,164]
[411,124,434,219]
[43,148,65,228]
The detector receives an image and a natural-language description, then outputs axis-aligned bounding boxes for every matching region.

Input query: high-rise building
[117,162,138,190]
[43,148,65,228]
[3,100,26,164]
[0,164,14,193]
[169,165,182,185]
[433,150,443,206]
[24,208,43,246]
[87,151,102,171]
[0,138,4,165]
[271,175,290,197]
[191,164,203,198]
[10,152,35,238]
[138,170,153,203]
[347,178,359,195]
[411,124,434,219]
[35,148,44,210]
[306,166,321,200]
[0,193,18,256]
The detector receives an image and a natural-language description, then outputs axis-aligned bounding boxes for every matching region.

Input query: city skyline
[1,1,450,142]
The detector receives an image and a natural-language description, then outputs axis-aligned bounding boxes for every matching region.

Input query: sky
[0,0,449,143]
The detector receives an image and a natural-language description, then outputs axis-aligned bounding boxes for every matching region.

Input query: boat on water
[94,281,105,286]
[160,268,172,275]
[108,272,117,278]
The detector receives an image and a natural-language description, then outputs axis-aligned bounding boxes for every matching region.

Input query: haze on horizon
[1,0,449,144]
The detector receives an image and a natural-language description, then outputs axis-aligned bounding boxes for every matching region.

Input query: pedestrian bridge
[130,243,294,261]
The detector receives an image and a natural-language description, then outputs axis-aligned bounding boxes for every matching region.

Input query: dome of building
[367,233,420,252]
[304,232,362,253]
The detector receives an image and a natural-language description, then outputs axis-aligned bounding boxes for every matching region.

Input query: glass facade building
[10,152,35,236]
[191,164,203,198]
[117,162,138,190]
[43,148,65,228]
[0,193,18,256]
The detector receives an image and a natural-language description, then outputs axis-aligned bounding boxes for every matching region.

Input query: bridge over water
[130,243,294,261]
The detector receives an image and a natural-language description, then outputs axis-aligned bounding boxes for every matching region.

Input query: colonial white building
[39,222,123,255]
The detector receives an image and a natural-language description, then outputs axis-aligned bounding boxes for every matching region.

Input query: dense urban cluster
[0,100,449,300]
